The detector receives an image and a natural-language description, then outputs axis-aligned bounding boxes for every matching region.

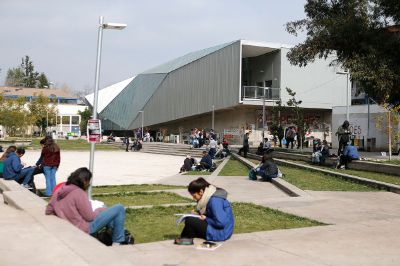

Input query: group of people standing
[190,128,216,149]
[0,137,60,196]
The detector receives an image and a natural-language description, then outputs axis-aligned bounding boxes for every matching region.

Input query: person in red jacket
[42,137,60,196]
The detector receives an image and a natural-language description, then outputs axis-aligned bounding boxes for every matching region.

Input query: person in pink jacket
[45,167,129,245]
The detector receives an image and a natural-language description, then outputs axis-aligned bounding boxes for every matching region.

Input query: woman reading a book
[175,177,234,244]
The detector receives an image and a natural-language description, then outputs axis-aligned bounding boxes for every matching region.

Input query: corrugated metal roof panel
[142,41,236,74]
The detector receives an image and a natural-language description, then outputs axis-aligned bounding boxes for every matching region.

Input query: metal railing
[242,86,280,100]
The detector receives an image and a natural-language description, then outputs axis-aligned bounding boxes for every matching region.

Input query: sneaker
[174,237,194,245]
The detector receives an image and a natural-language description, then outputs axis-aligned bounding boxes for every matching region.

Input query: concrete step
[140,142,207,157]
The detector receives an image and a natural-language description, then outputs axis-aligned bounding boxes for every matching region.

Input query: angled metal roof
[85,76,134,113]
[99,73,167,129]
[142,41,236,74]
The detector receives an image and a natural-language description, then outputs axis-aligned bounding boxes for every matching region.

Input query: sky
[0,0,307,94]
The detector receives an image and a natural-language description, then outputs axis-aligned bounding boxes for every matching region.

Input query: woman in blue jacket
[176,177,234,243]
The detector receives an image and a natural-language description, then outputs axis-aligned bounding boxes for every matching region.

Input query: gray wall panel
[129,41,241,129]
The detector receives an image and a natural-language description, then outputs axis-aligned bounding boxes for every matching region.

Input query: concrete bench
[0,179,132,265]
[230,153,310,198]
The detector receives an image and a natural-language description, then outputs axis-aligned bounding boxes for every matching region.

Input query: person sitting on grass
[180,155,194,173]
[249,153,279,182]
[175,177,234,244]
[2,147,34,189]
[45,167,132,246]
[196,151,212,171]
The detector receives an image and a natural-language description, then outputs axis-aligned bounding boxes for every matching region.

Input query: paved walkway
[2,151,400,265]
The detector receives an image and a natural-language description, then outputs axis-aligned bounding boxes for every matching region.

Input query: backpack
[248,169,257,180]
[209,163,217,172]
[287,128,295,138]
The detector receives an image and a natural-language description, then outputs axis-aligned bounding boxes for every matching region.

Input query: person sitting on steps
[45,167,133,246]
[175,177,234,244]
[2,147,34,189]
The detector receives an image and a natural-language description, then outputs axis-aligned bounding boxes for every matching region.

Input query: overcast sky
[0,0,307,93]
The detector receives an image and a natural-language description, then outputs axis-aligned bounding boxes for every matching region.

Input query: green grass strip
[218,158,250,176]
[92,184,185,194]
[278,165,378,191]
[29,138,119,150]
[94,191,192,207]
[125,202,324,243]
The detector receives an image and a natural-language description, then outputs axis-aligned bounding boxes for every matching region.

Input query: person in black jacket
[196,151,212,170]
[255,153,278,182]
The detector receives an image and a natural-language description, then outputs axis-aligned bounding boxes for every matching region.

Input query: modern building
[86,40,349,144]
[0,86,87,137]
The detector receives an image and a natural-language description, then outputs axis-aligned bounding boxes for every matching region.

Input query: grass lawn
[125,202,324,243]
[92,184,186,194]
[93,191,192,207]
[218,158,249,176]
[248,158,378,191]
[278,165,378,191]
[28,138,119,151]
[183,170,211,175]
[291,160,400,186]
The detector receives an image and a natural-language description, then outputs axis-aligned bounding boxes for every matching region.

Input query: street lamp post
[139,111,144,139]
[88,16,126,199]
[336,71,350,121]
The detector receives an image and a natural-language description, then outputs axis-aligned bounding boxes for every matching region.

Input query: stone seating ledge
[0,179,132,266]
[230,153,311,198]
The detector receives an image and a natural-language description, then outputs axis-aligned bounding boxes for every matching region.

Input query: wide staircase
[141,142,205,157]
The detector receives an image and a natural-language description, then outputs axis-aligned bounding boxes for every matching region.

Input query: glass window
[71,116,80,125]
[62,116,70,124]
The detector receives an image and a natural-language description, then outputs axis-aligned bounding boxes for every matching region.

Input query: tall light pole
[336,71,350,121]
[88,16,126,199]
[211,105,215,130]
[139,111,144,139]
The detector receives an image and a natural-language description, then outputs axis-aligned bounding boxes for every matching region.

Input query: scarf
[196,185,217,215]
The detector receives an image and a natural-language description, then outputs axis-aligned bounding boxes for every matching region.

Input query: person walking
[42,138,61,197]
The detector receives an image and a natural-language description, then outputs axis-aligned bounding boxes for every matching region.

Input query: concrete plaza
[1,151,400,265]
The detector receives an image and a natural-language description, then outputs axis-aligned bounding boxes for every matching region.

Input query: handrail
[242,86,280,100]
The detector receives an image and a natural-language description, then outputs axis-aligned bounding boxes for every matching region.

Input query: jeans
[12,167,34,185]
[89,204,126,243]
[43,166,57,196]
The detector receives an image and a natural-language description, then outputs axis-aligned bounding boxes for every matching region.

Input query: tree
[78,108,92,136]
[285,88,311,150]
[5,67,25,86]
[286,0,400,105]
[20,55,39,87]
[375,104,400,155]
[37,73,49,88]
[27,94,57,135]
[0,96,31,136]
[269,100,285,147]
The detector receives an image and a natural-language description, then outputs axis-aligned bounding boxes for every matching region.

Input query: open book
[196,241,222,251]
[175,213,201,225]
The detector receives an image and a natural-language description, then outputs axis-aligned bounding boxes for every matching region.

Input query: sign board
[87,119,102,143]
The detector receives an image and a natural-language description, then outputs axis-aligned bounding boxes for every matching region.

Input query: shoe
[174,237,194,245]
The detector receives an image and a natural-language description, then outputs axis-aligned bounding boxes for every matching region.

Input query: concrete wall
[332,105,391,150]
[131,41,241,129]
[280,48,348,110]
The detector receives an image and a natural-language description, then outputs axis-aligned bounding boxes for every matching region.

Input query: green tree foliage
[27,94,57,135]
[286,0,400,105]
[37,73,49,88]
[78,108,92,135]
[285,88,310,149]
[5,67,25,86]
[5,55,50,88]
[269,100,285,147]
[0,95,31,136]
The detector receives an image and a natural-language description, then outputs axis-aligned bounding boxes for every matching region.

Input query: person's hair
[261,153,273,163]
[0,145,17,161]
[342,120,349,128]
[44,138,60,153]
[16,147,25,155]
[66,167,92,190]
[188,177,211,194]
[322,140,328,145]
[202,150,207,155]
